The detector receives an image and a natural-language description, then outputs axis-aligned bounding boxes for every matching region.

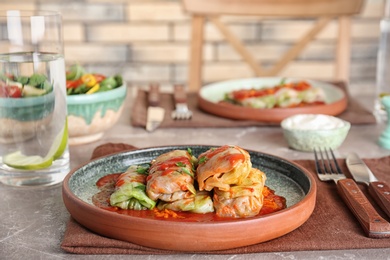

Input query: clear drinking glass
[0,10,69,186]
[375,0,390,122]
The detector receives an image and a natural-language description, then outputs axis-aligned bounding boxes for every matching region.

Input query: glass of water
[375,0,390,122]
[0,10,69,186]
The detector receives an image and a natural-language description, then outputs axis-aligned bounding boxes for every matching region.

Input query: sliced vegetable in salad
[66,64,123,95]
[0,73,53,98]
[223,80,326,109]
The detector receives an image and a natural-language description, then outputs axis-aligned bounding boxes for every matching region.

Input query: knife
[346,152,390,218]
[146,83,165,132]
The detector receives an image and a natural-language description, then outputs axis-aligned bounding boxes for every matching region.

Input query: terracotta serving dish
[198,77,347,123]
[62,145,317,252]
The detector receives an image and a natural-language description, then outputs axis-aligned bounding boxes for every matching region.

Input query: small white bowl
[281,114,350,152]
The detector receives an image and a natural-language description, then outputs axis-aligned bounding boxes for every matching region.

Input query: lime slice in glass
[3,119,68,170]
[50,119,68,160]
[3,152,53,170]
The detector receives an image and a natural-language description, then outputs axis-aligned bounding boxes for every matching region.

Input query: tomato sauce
[148,156,193,179]
[198,146,229,164]
[223,81,326,108]
[224,153,246,166]
[93,173,287,222]
[198,145,246,167]
[231,81,312,101]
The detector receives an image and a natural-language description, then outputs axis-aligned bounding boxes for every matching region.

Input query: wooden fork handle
[173,84,187,104]
[148,83,160,107]
[368,181,390,219]
[336,178,390,238]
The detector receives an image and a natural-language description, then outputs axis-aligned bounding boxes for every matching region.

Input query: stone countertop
[1,91,390,260]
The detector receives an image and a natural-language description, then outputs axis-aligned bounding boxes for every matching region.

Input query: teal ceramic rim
[0,91,55,108]
[381,95,390,106]
[66,84,127,105]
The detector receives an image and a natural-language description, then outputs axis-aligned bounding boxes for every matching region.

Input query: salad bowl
[67,83,127,145]
[65,65,126,145]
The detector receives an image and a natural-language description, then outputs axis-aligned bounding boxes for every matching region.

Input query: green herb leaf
[28,74,48,88]
[134,184,146,190]
[136,166,149,175]
[15,76,29,85]
[198,157,207,164]
[279,78,286,85]
[176,162,186,167]
[180,167,194,177]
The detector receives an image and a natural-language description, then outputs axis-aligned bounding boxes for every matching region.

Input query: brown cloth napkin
[131,82,376,128]
[61,143,390,255]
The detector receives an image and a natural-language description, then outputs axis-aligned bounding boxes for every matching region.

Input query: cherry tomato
[66,79,83,89]
[292,81,311,91]
[93,74,106,83]
[8,86,22,97]
[0,85,22,98]
[0,85,6,97]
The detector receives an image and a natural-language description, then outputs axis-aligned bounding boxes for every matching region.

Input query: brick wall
[1,0,385,96]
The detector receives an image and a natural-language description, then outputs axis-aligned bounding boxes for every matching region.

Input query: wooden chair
[182,0,365,91]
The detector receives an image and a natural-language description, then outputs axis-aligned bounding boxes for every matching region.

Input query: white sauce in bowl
[282,114,346,130]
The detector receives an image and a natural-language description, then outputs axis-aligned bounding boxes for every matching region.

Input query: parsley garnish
[136,165,150,175]
[198,156,207,164]
[175,162,194,177]
[176,162,186,167]
[180,167,194,177]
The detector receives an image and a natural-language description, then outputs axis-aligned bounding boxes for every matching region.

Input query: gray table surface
[1,91,390,260]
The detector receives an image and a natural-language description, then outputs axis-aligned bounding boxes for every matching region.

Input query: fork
[314,148,390,238]
[171,84,192,120]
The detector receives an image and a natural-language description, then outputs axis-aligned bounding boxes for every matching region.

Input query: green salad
[0,73,53,98]
[66,64,123,95]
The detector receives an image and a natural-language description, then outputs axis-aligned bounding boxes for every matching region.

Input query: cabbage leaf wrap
[213,168,266,218]
[157,191,214,213]
[146,149,197,202]
[196,145,252,191]
[110,165,156,210]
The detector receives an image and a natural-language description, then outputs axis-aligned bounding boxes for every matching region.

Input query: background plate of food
[62,145,316,251]
[198,77,347,123]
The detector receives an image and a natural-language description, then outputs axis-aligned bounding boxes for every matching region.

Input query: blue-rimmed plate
[62,145,316,251]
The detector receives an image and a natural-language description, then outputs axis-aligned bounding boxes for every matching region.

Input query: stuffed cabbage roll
[196,145,252,191]
[300,86,326,103]
[110,165,156,210]
[213,167,266,218]
[146,149,197,202]
[274,88,302,108]
[240,95,276,109]
[157,191,214,213]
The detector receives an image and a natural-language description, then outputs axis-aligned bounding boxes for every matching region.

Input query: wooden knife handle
[369,181,390,219]
[336,178,390,238]
[173,84,187,104]
[148,83,160,107]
